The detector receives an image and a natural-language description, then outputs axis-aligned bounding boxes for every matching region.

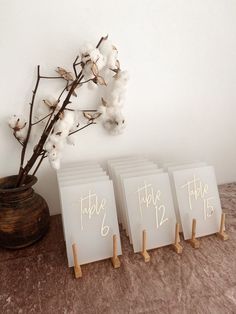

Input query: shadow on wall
[34,163,61,216]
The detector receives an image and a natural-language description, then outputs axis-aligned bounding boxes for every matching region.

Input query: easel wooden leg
[72,243,82,278]
[173,223,183,254]
[217,213,229,241]
[141,230,150,262]
[189,219,200,249]
[111,234,121,268]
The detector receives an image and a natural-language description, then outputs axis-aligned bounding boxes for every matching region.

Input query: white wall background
[0,0,236,215]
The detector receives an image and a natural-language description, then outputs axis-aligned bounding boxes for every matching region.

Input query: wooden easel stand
[72,243,82,278]
[111,234,121,268]
[173,223,183,254]
[141,229,150,262]
[189,219,200,249]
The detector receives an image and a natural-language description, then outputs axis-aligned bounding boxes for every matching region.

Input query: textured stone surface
[0,184,235,314]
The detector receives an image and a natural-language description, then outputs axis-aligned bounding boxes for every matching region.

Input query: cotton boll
[16,117,26,129]
[109,89,126,108]
[8,115,26,129]
[104,87,126,109]
[83,62,94,80]
[46,136,64,171]
[101,105,117,117]
[107,49,118,69]
[113,71,129,91]
[80,44,106,73]
[55,141,64,151]
[53,120,69,134]
[96,56,106,71]
[72,110,81,129]
[90,49,102,62]
[46,140,64,152]
[66,135,75,145]
[98,103,121,117]
[15,127,28,142]
[50,158,61,170]
[48,134,61,145]
[48,148,60,161]
[97,104,107,115]
[8,115,19,128]
[117,70,129,83]
[44,140,54,152]
[99,40,114,58]
[99,40,119,69]
[89,48,106,71]
[80,43,93,64]
[102,110,126,135]
[63,111,75,129]
[45,140,56,154]
[61,129,70,138]
[106,70,129,108]
[53,114,73,139]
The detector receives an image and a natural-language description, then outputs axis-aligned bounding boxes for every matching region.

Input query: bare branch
[17,65,41,180]
[32,151,47,176]
[96,34,108,48]
[40,76,65,80]
[68,121,95,136]
[73,56,79,77]
[32,113,52,125]
[13,133,24,146]
[16,36,105,186]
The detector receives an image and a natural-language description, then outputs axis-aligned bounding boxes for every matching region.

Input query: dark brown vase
[0,175,50,249]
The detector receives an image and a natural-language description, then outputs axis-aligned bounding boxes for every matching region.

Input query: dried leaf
[115,59,120,70]
[113,72,119,79]
[101,98,107,106]
[91,62,99,77]
[63,72,74,81]
[92,78,98,85]
[96,76,107,86]
[91,112,102,120]
[43,99,53,107]
[83,112,93,120]
[56,67,68,75]
[56,67,74,81]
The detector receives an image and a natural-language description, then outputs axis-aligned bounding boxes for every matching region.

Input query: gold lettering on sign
[181,175,214,220]
[79,191,110,237]
[136,182,168,229]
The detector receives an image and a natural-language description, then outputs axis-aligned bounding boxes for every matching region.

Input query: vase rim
[0,175,37,192]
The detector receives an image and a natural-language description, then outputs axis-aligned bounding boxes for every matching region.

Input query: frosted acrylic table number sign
[59,180,122,268]
[173,166,223,241]
[123,172,177,255]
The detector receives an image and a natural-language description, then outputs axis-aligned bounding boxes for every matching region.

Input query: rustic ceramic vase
[0,175,50,249]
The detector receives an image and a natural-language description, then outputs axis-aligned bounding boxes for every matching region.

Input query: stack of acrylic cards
[168,163,223,241]
[165,162,208,232]
[57,161,122,267]
[107,156,177,253]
